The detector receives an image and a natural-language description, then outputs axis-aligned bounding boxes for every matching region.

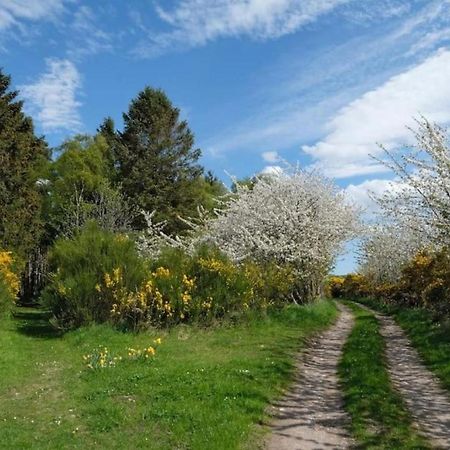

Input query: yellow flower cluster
[198,258,234,278]
[0,251,19,298]
[128,346,155,359]
[83,346,120,369]
[84,338,162,369]
[153,267,170,278]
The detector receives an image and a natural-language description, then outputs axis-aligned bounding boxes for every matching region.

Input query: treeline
[330,119,450,317]
[0,68,358,330]
[0,70,225,304]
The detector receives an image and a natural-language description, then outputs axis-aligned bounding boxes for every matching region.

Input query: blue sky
[2,0,450,272]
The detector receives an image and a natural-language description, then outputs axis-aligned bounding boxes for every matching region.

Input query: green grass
[358,297,450,393]
[338,301,430,449]
[0,300,337,449]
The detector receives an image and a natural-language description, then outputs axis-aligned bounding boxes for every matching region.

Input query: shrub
[95,245,297,329]
[42,222,148,329]
[325,276,346,298]
[43,226,298,330]
[0,250,20,317]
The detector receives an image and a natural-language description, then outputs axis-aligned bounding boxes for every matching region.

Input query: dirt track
[267,303,354,450]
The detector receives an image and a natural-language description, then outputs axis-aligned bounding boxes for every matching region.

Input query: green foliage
[339,302,430,449]
[0,301,336,449]
[42,228,297,330]
[45,134,129,239]
[42,222,148,329]
[0,69,50,259]
[100,88,204,233]
[0,278,13,319]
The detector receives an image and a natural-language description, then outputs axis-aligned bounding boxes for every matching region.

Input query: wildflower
[104,273,113,288]
[181,291,191,304]
[112,267,122,283]
[182,274,195,290]
[95,283,101,293]
[153,337,162,345]
[153,267,170,278]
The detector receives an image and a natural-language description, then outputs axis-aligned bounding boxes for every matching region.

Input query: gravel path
[267,303,355,450]
[373,310,450,449]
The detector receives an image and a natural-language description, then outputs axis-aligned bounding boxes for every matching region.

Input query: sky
[2,0,450,273]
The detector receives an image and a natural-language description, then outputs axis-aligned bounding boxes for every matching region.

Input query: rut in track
[267,303,354,450]
[371,309,450,449]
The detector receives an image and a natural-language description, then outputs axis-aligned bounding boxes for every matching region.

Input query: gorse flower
[0,250,19,298]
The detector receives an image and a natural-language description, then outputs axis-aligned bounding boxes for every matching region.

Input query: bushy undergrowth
[329,249,450,317]
[43,224,297,330]
[42,222,148,329]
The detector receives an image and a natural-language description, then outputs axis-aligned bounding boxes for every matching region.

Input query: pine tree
[105,87,203,232]
[0,69,49,260]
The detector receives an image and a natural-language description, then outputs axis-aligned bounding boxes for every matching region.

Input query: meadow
[0,301,337,449]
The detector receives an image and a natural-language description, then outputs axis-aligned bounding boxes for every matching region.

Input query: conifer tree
[0,69,49,259]
[102,87,203,232]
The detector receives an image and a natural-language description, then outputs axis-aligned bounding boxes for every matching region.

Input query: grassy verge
[338,301,429,449]
[357,297,450,392]
[0,300,337,449]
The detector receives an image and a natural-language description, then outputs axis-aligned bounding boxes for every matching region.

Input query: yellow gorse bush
[0,250,20,298]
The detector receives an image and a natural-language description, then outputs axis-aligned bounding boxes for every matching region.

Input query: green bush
[42,222,148,329]
[147,245,258,325]
[42,227,298,330]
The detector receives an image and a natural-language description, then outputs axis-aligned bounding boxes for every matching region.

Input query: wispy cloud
[303,49,450,178]
[66,5,114,60]
[202,1,450,161]
[20,58,82,133]
[135,0,353,57]
[0,0,65,31]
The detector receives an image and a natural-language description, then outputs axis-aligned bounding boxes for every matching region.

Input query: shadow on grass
[13,307,62,339]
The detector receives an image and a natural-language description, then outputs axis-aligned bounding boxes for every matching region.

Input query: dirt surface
[267,303,355,450]
[374,311,450,449]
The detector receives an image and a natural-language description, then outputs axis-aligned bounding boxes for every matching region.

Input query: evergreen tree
[0,69,49,260]
[103,87,203,232]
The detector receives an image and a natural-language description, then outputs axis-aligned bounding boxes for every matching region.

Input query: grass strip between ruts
[357,297,450,394]
[338,301,430,449]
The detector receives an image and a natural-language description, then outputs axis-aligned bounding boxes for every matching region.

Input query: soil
[267,303,355,450]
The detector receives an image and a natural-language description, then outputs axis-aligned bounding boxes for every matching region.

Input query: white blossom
[202,168,359,301]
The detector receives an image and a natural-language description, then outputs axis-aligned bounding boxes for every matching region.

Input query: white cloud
[261,165,284,176]
[345,179,394,211]
[0,0,65,31]
[262,151,279,163]
[202,1,450,160]
[135,0,352,56]
[20,58,82,133]
[303,49,450,178]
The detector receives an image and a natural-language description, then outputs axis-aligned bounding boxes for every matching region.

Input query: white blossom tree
[138,168,359,302]
[358,118,449,282]
[358,224,424,284]
[202,169,359,302]
[375,118,450,245]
